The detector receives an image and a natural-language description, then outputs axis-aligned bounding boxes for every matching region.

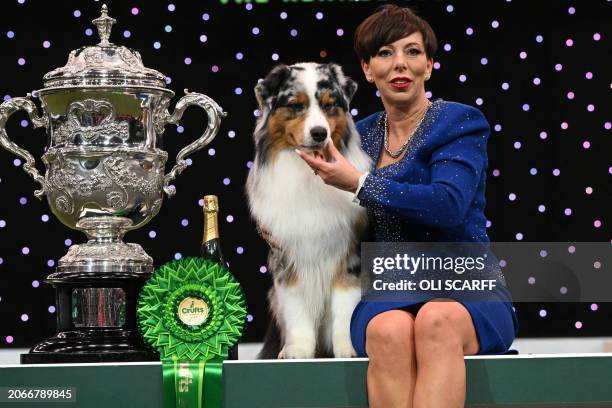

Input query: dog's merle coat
[247,63,371,359]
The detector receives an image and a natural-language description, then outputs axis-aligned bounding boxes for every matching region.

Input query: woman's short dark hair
[354,5,438,63]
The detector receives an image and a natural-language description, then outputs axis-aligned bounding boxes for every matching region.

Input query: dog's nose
[310,127,327,143]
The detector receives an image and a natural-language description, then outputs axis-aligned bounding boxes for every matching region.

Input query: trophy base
[20,328,159,364]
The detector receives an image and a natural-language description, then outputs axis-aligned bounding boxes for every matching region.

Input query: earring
[366,77,373,83]
[425,74,431,80]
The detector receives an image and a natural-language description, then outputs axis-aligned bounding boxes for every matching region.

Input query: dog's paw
[278,343,315,359]
[333,339,357,358]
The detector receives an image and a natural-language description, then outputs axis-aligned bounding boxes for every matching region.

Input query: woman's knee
[365,310,415,357]
[413,302,467,351]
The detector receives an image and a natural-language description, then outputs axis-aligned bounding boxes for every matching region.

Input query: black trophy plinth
[21,271,159,364]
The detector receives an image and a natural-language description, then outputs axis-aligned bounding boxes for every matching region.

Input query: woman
[296,5,518,408]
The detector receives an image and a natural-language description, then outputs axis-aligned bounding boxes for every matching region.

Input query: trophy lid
[43,5,168,89]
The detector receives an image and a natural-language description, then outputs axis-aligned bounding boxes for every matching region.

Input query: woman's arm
[358,110,489,227]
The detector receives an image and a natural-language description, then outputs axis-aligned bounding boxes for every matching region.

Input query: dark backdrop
[0,0,609,347]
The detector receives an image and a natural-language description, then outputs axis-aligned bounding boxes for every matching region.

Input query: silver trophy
[0,5,225,363]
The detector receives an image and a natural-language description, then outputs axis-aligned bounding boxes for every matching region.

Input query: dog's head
[254,62,358,156]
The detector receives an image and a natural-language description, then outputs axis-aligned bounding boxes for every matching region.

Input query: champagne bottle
[200,195,225,265]
[200,195,239,360]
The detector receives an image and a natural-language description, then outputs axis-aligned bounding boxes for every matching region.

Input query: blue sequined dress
[350,99,519,356]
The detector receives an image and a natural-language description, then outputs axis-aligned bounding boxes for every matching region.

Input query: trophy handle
[161,89,226,197]
[0,95,49,199]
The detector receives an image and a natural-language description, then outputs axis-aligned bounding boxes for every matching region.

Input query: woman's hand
[295,141,363,193]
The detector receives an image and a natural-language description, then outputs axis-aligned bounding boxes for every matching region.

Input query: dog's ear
[327,63,358,104]
[255,64,292,109]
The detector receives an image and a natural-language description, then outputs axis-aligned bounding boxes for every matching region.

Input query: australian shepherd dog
[246,63,372,359]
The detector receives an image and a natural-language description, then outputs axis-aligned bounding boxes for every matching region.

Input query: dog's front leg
[330,285,361,358]
[276,281,317,359]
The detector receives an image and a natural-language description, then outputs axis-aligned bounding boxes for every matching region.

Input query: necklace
[384,101,431,159]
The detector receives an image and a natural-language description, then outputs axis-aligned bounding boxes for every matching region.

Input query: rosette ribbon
[137,257,247,408]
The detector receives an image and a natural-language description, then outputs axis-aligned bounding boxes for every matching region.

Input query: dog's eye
[322,103,336,113]
[286,103,304,113]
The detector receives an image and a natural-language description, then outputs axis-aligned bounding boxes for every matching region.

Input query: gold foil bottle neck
[203,195,219,213]
[202,195,219,242]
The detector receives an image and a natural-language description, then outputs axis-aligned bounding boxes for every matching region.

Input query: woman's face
[361,32,433,109]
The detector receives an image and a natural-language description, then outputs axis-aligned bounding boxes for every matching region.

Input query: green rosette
[137,257,247,408]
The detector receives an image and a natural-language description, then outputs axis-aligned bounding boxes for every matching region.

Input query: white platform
[2,338,612,365]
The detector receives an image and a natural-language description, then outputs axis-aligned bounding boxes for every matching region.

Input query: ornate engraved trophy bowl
[0,5,225,363]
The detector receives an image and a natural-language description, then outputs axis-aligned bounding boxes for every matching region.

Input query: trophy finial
[92,4,116,46]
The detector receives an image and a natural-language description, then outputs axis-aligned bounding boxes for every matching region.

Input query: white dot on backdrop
[47,259,55,267]
[85,28,93,36]
[350,108,358,116]
[22,247,30,255]
[236,246,244,254]
[446,5,454,12]
[246,161,253,169]
[530,168,537,175]
[491,20,499,28]
[271,53,279,61]
[486,220,492,228]
[508,193,517,201]
[480,57,488,65]
[223,178,230,185]
[202,13,210,21]
[123,30,131,38]
[235,52,243,60]
[13,158,22,166]
[540,250,548,257]
[466,27,474,35]
[228,130,236,138]
[290,29,298,37]
[536,35,544,43]
[181,219,189,227]
[522,103,530,111]
[43,40,51,48]
[538,205,546,213]
[539,309,547,317]
[533,77,541,85]
[555,63,563,71]
[148,230,157,238]
[433,62,441,70]
[48,306,56,313]
[315,12,324,20]
[200,35,208,43]
[539,131,548,139]
[444,43,452,51]
[0,220,5,228]
[234,87,243,95]
[528,277,536,285]
[174,252,182,260]
[501,82,510,90]
[280,12,287,19]
[475,98,483,106]
[519,51,527,59]
[336,28,344,36]
[208,148,216,156]
[494,124,502,132]
[21,314,28,322]
[516,233,523,241]
[553,169,561,176]
[260,266,268,273]
[64,239,72,246]
[565,208,573,216]
[226,215,234,223]
[513,141,521,149]
[459,74,467,82]
[560,286,568,294]
[32,280,39,288]
[591,303,599,311]
[251,27,260,35]
[425,91,432,99]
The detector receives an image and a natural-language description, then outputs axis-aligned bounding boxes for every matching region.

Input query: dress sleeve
[356,107,489,228]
